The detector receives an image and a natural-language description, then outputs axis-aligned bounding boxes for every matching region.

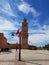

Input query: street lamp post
[19,34,21,61]
[11,30,21,61]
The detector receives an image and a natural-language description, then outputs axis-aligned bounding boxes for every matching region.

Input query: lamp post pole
[19,34,21,61]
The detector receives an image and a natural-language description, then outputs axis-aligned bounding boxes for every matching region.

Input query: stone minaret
[22,18,28,49]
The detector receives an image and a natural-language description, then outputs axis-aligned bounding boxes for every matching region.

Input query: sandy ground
[0,49,49,65]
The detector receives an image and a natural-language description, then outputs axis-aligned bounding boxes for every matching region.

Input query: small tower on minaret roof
[23,18,28,24]
[24,17,27,22]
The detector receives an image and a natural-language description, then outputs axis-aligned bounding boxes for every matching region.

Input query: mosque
[0,18,37,50]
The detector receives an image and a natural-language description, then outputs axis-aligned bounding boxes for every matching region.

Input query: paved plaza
[0,49,49,65]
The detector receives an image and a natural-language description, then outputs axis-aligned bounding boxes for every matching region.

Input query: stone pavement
[21,50,49,65]
[0,49,26,65]
[0,49,49,65]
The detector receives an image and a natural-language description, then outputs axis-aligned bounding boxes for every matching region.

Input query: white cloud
[0,0,15,16]
[18,1,40,17]
[28,33,49,46]
[41,25,49,30]
[28,29,45,34]
[29,34,46,43]
[18,2,31,14]
[0,17,18,30]
[13,22,22,26]
[29,18,49,31]
[42,18,49,30]
[28,28,49,46]
[28,17,49,46]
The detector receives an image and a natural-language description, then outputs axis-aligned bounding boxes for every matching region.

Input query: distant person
[0,48,1,52]
[16,47,17,51]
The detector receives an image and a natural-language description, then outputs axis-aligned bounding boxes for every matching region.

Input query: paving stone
[0,49,49,65]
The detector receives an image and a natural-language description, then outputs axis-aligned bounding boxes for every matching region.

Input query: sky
[0,0,49,47]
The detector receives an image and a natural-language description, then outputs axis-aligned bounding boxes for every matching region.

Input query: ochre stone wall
[7,44,18,49]
[0,33,7,48]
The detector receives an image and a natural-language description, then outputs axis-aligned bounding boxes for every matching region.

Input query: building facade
[0,33,7,48]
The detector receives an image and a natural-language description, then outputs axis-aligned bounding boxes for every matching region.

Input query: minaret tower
[22,18,28,49]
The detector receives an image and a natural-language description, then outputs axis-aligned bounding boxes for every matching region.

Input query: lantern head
[11,33,14,38]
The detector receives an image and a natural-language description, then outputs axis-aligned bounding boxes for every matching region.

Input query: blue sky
[0,0,49,47]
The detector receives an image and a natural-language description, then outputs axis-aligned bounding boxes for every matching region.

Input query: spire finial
[23,17,27,22]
